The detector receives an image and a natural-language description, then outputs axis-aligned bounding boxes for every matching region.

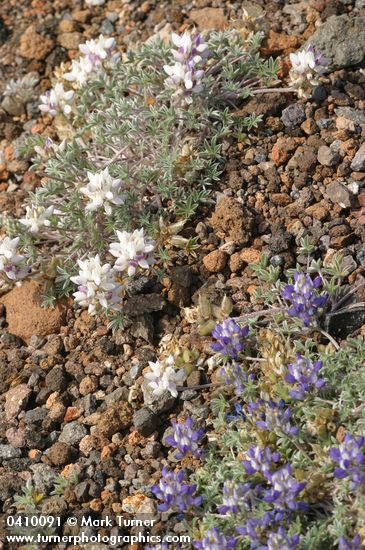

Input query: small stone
[42,336,64,356]
[335,107,365,132]
[1,96,25,116]
[0,445,22,460]
[58,32,82,50]
[210,196,253,245]
[186,370,201,387]
[281,104,306,129]
[271,138,290,166]
[5,384,32,421]
[189,8,227,30]
[45,367,68,392]
[133,408,159,437]
[59,422,87,446]
[326,181,353,208]
[240,248,261,264]
[317,145,339,166]
[229,252,244,272]
[351,143,365,171]
[58,20,75,33]
[6,427,26,448]
[79,375,98,396]
[301,118,317,135]
[202,250,228,273]
[305,204,329,221]
[18,27,53,60]
[122,494,156,515]
[30,463,55,493]
[269,228,294,254]
[96,403,133,439]
[100,19,114,34]
[48,442,72,466]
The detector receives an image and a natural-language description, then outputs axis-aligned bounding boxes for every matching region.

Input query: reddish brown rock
[96,403,133,439]
[203,250,228,273]
[18,27,53,60]
[271,139,290,166]
[209,196,254,245]
[229,252,244,273]
[261,30,302,56]
[79,375,98,396]
[240,248,261,265]
[48,442,72,466]
[305,203,330,221]
[0,280,68,344]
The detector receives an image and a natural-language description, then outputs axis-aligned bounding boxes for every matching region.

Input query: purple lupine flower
[219,481,258,514]
[264,464,308,512]
[265,527,300,550]
[329,434,365,490]
[248,400,299,437]
[193,528,237,549]
[151,468,202,512]
[165,418,204,460]
[338,534,362,550]
[211,319,249,359]
[237,516,270,547]
[146,545,170,550]
[285,354,325,400]
[242,446,281,477]
[282,272,327,327]
[219,362,249,395]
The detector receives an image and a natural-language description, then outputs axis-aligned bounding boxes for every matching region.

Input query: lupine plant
[148,248,365,549]
[0,27,326,320]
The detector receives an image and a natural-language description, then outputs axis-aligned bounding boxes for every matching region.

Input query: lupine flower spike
[151,468,202,512]
[329,434,365,490]
[282,272,327,327]
[70,255,122,315]
[289,45,328,98]
[166,417,204,459]
[211,319,249,359]
[109,228,155,277]
[164,32,210,103]
[285,354,325,400]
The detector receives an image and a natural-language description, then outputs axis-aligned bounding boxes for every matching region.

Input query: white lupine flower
[70,255,122,315]
[80,168,125,215]
[109,228,155,277]
[85,0,105,5]
[79,35,115,61]
[0,236,28,281]
[289,46,328,98]
[171,32,209,65]
[64,56,96,87]
[64,35,116,87]
[19,205,54,234]
[164,62,204,93]
[144,355,186,398]
[39,83,74,117]
[164,32,209,102]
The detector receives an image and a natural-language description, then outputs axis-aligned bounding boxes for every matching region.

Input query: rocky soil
[1,1,365,549]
